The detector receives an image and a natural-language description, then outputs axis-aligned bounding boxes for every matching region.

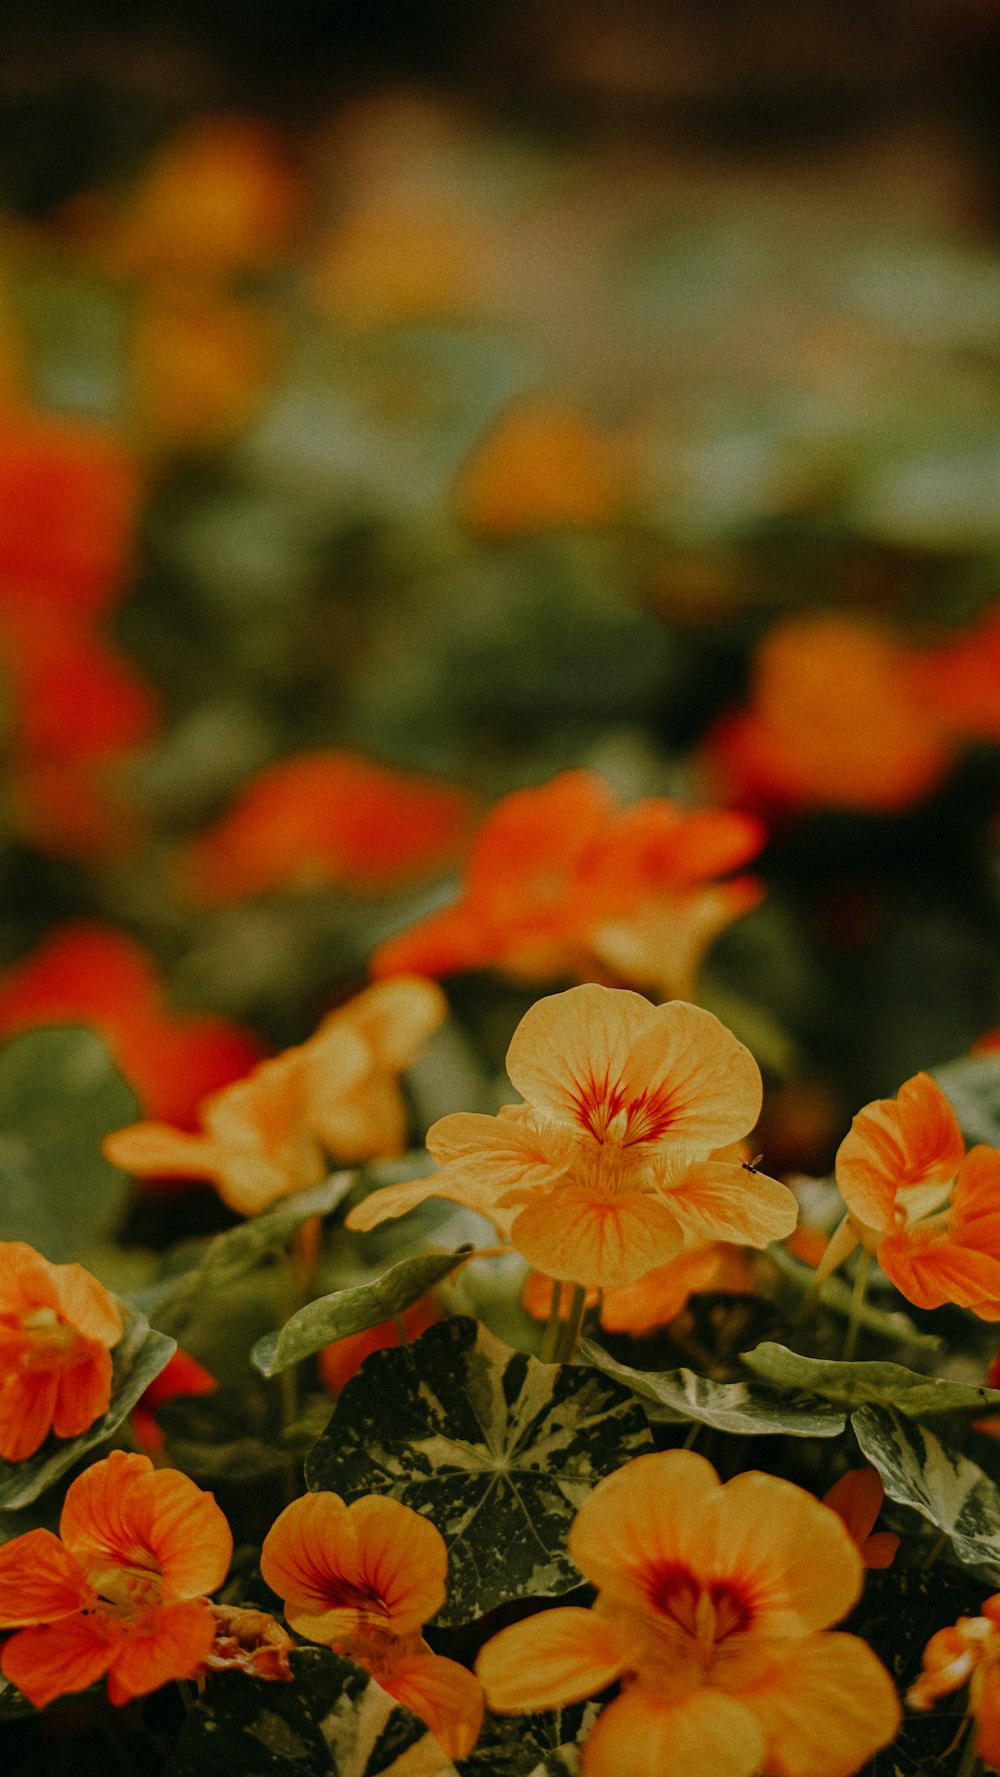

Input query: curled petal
[583,1684,765,1777]
[384,1646,484,1759]
[477,1607,626,1712]
[660,1160,798,1250]
[50,1261,124,1348]
[878,1230,1000,1315]
[1,1612,119,1709]
[836,1073,963,1233]
[0,1529,91,1626]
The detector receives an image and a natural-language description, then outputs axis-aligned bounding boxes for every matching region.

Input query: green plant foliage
[581,1340,845,1435]
[166,1645,429,1777]
[0,1301,174,1509]
[742,1342,1000,1417]
[136,1174,356,1332]
[252,1246,474,1377]
[306,1315,655,1624]
[934,1055,1000,1148]
[456,1705,597,1777]
[853,1405,1000,1574]
[0,1026,139,1262]
[766,1246,940,1349]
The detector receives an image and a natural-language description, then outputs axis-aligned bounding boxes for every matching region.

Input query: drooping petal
[476,1607,626,1712]
[510,1182,685,1289]
[660,1159,798,1250]
[60,1451,232,1601]
[728,1631,901,1777]
[1,1612,119,1709]
[836,1073,964,1233]
[383,1646,484,1759]
[582,1684,765,1777]
[0,1529,91,1626]
[346,1112,565,1235]
[877,1228,1000,1315]
[103,1121,224,1182]
[105,1599,217,1704]
[599,1245,752,1336]
[822,1469,899,1569]
[505,984,658,1138]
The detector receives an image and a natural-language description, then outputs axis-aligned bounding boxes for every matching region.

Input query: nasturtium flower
[455,399,625,538]
[0,1243,123,1462]
[476,1450,900,1777]
[832,1071,1000,1318]
[909,1594,1000,1770]
[0,1450,232,1708]
[179,750,472,905]
[371,769,764,1003]
[204,1604,294,1682]
[821,1470,899,1571]
[347,984,797,1290]
[524,1224,753,1338]
[261,1492,483,1760]
[105,977,446,1215]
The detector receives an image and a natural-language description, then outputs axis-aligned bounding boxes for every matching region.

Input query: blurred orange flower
[907,602,1000,744]
[821,1470,899,1570]
[476,1449,900,1777]
[0,1243,123,1462]
[704,613,953,814]
[179,750,473,905]
[833,1071,1000,1318]
[312,197,487,330]
[909,1594,1000,1770]
[455,399,625,537]
[130,291,280,447]
[0,415,138,612]
[371,769,765,1002]
[105,977,446,1215]
[0,1450,232,1707]
[348,984,797,1290]
[0,922,266,1137]
[261,1491,483,1759]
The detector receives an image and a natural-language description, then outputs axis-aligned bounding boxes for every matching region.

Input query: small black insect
[741,1153,764,1175]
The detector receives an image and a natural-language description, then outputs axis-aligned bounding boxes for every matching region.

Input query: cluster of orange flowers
[372,768,765,1004]
[909,1593,1000,1770]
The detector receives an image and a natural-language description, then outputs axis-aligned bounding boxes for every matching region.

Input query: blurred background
[1,0,1000,1230]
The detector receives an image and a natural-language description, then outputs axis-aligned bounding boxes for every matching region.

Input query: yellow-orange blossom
[347,984,798,1289]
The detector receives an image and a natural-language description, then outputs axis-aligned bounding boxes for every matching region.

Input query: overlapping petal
[475,1607,625,1712]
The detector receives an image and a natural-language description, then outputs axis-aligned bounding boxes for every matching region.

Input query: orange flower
[703,614,953,814]
[476,1450,900,1777]
[0,922,266,1135]
[832,1071,1000,1318]
[261,1492,483,1760]
[105,978,446,1215]
[131,1348,216,1453]
[0,1450,232,1708]
[0,1243,123,1462]
[371,770,765,1001]
[203,1604,294,1682]
[130,291,280,447]
[0,414,138,613]
[318,1292,442,1394]
[455,399,625,537]
[347,985,797,1290]
[179,751,473,905]
[821,1470,899,1570]
[312,197,488,330]
[908,1594,1000,1770]
[524,1228,754,1337]
[907,603,1000,744]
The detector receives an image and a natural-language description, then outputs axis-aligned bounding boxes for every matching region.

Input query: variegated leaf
[306,1316,655,1623]
[853,1405,1000,1574]
[580,1340,844,1436]
[742,1343,1000,1418]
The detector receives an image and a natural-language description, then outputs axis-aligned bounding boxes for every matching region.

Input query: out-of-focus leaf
[853,1406,1000,1575]
[0,1302,174,1509]
[767,1245,940,1350]
[934,1055,1000,1150]
[306,1316,654,1624]
[581,1341,844,1436]
[252,1246,473,1377]
[742,1343,1000,1418]
[0,1026,138,1261]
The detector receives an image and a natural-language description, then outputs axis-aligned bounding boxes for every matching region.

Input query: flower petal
[346,1112,564,1235]
[704,1471,863,1636]
[261,1492,445,1643]
[567,1450,723,1605]
[878,1229,1000,1315]
[0,1367,59,1461]
[322,978,447,1074]
[836,1072,964,1233]
[383,1646,484,1759]
[582,1684,765,1777]
[505,984,658,1136]
[616,1001,762,1151]
[60,1451,232,1600]
[510,1183,684,1289]
[106,1599,217,1703]
[477,1607,626,1712]
[728,1631,900,1777]
[660,1160,798,1250]
[0,1529,91,1626]
[1,1613,119,1709]
[103,1121,224,1182]
[51,1347,114,1439]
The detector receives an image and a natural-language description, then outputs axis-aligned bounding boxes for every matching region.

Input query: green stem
[955,1717,982,1777]
[922,1529,950,1572]
[682,1421,701,1451]
[555,1286,588,1364]
[842,1248,873,1361]
[540,1282,566,1364]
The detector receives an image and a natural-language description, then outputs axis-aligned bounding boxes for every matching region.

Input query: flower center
[19,1306,81,1367]
[643,1561,753,1661]
[87,1558,164,1625]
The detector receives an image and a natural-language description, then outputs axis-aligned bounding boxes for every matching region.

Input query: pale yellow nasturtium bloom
[347,983,798,1290]
[104,977,446,1215]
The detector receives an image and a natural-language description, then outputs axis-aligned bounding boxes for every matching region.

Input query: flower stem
[955,1717,982,1777]
[540,1282,566,1363]
[555,1286,588,1363]
[842,1248,872,1361]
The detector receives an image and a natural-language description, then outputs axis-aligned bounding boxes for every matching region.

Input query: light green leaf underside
[306,1315,655,1624]
[742,1342,1000,1417]
[581,1339,845,1436]
[252,1246,473,1377]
